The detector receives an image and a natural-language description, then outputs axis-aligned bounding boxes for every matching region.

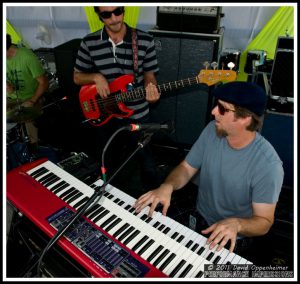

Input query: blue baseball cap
[212,81,267,116]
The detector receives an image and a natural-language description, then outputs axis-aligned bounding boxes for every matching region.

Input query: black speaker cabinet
[269,37,294,106]
[261,112,293,188]
[149,29,223,146]
[54,39,82,101]
[53,38,83,119]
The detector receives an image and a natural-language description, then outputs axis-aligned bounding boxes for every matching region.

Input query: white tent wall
[6,5,279,52]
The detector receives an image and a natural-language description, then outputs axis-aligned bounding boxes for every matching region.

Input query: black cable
[101,125,128,182]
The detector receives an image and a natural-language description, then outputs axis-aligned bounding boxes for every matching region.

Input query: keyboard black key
[124,205,131,211]
[113,198,120,203]
[85,204,101,217]
[153,221,160,228]
[136,239,155,255]
[195,270,204,278]
[118,226,135,242]
[132,235,149,252]
[185,240,193,248]
[113,223,130,238]
[73,196,89,210]
[30,167,47,178]
[59,187,76,199]
[197,247,205,256]
[158,253,176,271]
[52,183,70,194]
[171,232,179,239]
[178,264,193,278]
[206,252,214,261]
[123,230,140,246]
[157,224,166,231]
[49,180,66,192]
[129,207,135,213]
[152,249,170,267]
[191,243,199,252]
[61,188,78,202]
[162,227,171,234]
[65,191,82,203]
[39,173,56,184]
[93,209,109,223]
[100,214,117,229]
[145,217,152,223]
[169,259,186,277]
[140,214,148,221]
[105,217,122,233]
[66,192,83,204]
[213,255,222,264]
[147,245,164,262]
[176,235,184,243]
[44,176,60,187]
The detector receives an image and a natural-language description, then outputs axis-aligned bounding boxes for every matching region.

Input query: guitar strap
[131,28,139,84]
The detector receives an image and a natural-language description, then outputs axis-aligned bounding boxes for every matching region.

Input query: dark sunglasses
[217,101,236,115]
[99,7,124,19]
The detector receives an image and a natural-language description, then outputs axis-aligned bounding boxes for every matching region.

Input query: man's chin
[215,124,227,137]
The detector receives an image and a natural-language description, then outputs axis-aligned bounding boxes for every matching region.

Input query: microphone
[126,122,173,132]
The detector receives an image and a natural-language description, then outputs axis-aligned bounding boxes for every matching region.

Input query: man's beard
[215,125,228,138]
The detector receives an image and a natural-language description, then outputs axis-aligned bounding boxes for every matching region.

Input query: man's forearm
[31,76,49,103]
[237,215,274,237]
[163,161,197,192]
[74,71,104,85]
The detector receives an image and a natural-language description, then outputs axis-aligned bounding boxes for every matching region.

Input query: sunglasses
[99,7,124,19]
[217,101,236,115]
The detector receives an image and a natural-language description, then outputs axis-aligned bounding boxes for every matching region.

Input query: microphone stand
[35,131,154,277]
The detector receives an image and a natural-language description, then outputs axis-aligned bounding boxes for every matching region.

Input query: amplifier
[156,6,223,34]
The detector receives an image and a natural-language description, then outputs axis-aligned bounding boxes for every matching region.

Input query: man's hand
[21,100,35,108]
[201,218,241,253]
[145,82,160,103]
[94,74,110,98]
[134,184,173,217]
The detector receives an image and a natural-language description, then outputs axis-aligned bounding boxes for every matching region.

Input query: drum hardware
[7,123,22,145]
[6,106,41,169]
[7,105,43,124]
[6,76,42,169]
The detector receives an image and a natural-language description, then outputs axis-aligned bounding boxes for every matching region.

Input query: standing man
[135,81,284,255]
[6,33,49,151]
[74,6,161,190]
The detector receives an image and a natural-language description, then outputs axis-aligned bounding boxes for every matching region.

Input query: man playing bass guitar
[74,6,161,192]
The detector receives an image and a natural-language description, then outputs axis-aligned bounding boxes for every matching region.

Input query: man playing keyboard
[134,81,284,256]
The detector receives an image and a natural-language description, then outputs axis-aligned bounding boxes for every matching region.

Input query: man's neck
[105,23,127,44]
[227,130,256,150]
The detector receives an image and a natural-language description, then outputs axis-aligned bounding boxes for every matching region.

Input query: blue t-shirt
[186,120,284,226]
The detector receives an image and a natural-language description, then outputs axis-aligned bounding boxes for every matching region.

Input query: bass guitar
[79,69,237,126]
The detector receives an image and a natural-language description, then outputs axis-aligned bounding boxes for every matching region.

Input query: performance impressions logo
[204,264,294,278]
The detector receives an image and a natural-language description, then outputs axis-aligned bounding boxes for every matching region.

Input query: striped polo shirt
[74,24,159,121]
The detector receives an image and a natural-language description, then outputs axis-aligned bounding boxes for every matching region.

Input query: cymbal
[7,106,43,123]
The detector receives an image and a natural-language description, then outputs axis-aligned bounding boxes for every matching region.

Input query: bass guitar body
[79,74,135,126]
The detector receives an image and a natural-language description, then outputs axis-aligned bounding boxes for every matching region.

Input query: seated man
[134,81,284,255]
[6,33,49,150]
